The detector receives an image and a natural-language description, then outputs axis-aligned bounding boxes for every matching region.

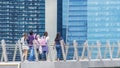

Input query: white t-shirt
[21,37,26,45]
[20,37,29,49]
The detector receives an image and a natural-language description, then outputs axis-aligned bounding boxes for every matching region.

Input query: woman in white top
[20,33,29,61]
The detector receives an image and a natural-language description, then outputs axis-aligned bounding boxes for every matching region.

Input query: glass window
[0,0,45,44]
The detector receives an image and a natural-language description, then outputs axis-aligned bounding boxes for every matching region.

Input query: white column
[45,0,57,43]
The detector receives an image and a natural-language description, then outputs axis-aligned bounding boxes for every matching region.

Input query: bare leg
[24,49,28,60]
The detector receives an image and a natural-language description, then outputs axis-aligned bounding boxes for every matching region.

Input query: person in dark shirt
[28,31,34,46]
[28,30,35,61]
[54,32,63,61]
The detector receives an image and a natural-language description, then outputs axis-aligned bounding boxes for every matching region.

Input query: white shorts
[22,46,29,50]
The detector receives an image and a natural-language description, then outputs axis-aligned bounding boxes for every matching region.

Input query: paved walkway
[1,59,120,68]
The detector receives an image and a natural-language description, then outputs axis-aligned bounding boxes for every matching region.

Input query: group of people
[20,30,64,61]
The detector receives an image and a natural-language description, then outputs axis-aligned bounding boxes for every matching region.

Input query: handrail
[1,40,120,62]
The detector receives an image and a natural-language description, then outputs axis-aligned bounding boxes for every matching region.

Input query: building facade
[61,0,88,59]
[61,0,120,45]
[59,0,120,59]
[0,0,45,44]
[1,0,120,60]
[57,0,62,36]
[88,0,120,44]
[62,0,87,45]
[87,0,120,58]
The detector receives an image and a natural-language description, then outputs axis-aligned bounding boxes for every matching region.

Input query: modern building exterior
[60,0,88,59]
[61,0,120,45]
[87,0,120,58]
[1,0,120,60]
[0,0,45,44]
[88,0,120,44]
[58,0,120,59]
[57,0,62,36]
[62,0,87,45]
[0,0,58,61]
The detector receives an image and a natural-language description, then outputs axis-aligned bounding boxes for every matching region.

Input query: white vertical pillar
[73,40,79,61]
[18,40,23,62]
[60,40,66,61]
[13,43,18,61]
[45,0,57,43]
[1,39,8,62]
[96,41,102,61]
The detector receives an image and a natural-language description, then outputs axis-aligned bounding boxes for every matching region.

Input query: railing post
[104,43,107,58]
[73,40,79,61]
[111,43,115,58]
[47,42,54,61]
[51,43,57,61]
[18,40,23,62]
[86,41,91,61]
[65,44,69,60]
[1,39,8,62]
[104,41,112,60]
[107,41,113,60]
[13,43,18,61]
[1,52,3,62]
[81,41,90,60]
[117,41,120,58]
[13,40,23,62]
[96,41,102,61]
[89,43,95,61]
[81,42,86,59]
[60,40,66,61]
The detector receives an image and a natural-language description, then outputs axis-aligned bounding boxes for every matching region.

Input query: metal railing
[1,39,120,62]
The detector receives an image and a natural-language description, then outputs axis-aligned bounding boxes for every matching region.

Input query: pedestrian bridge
[1,40,120,68]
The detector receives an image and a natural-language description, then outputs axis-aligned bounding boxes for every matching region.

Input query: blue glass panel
[88,0,120,58]
[62,0,87,60]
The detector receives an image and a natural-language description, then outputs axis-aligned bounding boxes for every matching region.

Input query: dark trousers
[41,51,47,60]
[56,44,63,60]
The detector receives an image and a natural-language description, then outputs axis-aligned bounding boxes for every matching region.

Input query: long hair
[43,31,48,37]
[23,33,28,39]
[29,30,33,35]
[55,32,61,41]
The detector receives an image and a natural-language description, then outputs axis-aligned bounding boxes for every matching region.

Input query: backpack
[40,36,47,46]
